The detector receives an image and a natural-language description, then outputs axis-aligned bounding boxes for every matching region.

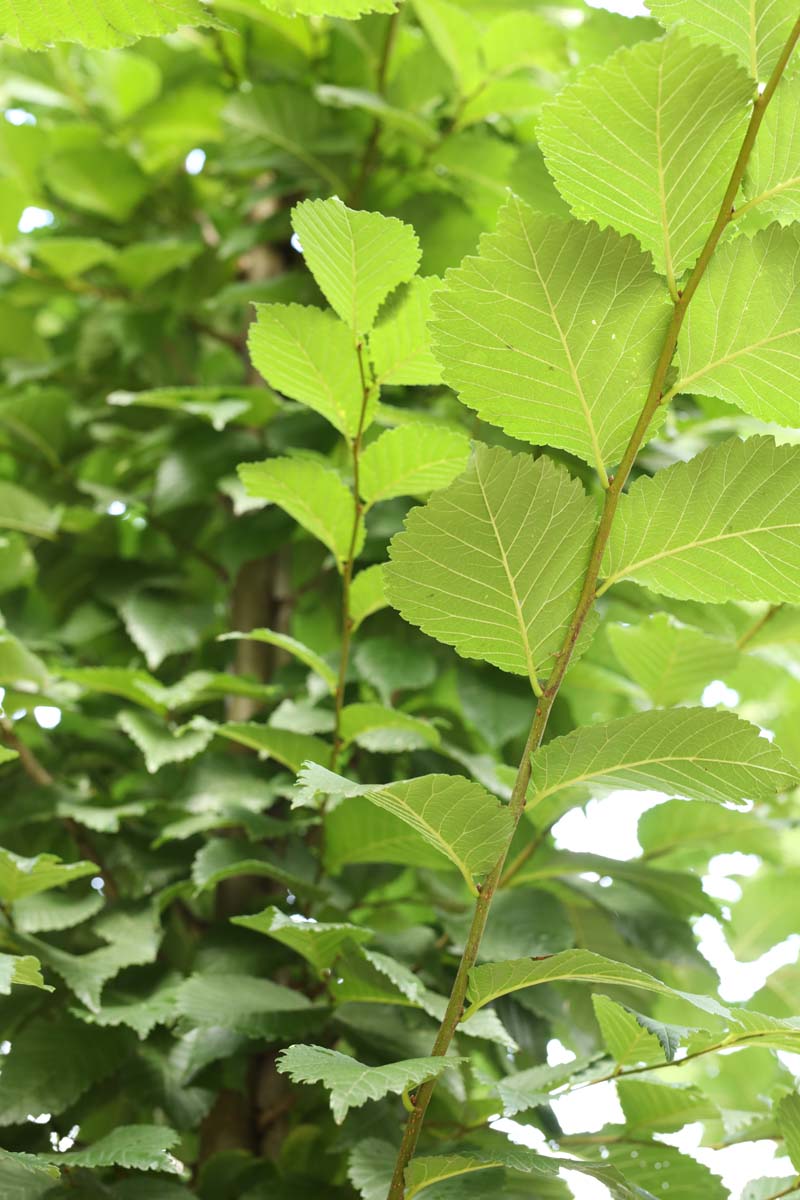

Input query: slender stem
[385,25,800,1197]
[348,7,402,207]
[737,602,783,649]
[331,341,372,764]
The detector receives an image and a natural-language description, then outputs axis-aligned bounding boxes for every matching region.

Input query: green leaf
[215,723,329,772]
[464,948,731,1022]
[276,1043,463,1123]
[0,1016,129,1122]
[59,666,169,715]
[176,972,326,1039]
[637,798,780,868]
[72,970,182,1039]
[618,1078,717,1133]
[0,0,220,47]
[529,707,796,828]
[493,1056,604,1119]
[778,1092,800,1171]
[31,903,162,1009]
[0,481,60,538]
[350,564,388,631]
[607,614,739,706]
[45,148,148,222]
[0,1152,58,1199]
[33,237,116,278]
[0,630,50,689]
[220,628,337,692]
[238,457,360,570]
[601,438,800,602]
[385,445,598,687]
[593,994,678,1066]
[608,1144,727,1200]
[13,888,104,933]
[108,384,279,430]
[539,33,752,288]
[339,703,440,752]
[0,952,50,993]
[258,0,396,18]
[118,592,209,670]
[740,75,800,228]
[359,426,470,507]
[292,198,420,335]
[430,200,670,475]
[0,848,96,904]
[671,227,800,425]
[191,839,321,898]
[232,906,371,972]
[727,867,800,960]
[361,773,512,893]
[325,796,479,875]
[44,1125,179,1172]
[118,710,214,774]
[247,304,365,437]
[370,277,443,386]
[647,0,798,80]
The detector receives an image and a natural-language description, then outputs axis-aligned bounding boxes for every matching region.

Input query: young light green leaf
[43,1125,179,1172]
[219,628,337,692]
[370,277,443,386]
[215,723,329,772]
[608,614,739,706]
[13,889,104,933]
[118,711,214,774]
[777,1092,800,1171]
[0,953,50,993]
[529,707,796,827]
[493,1056,604,1119]
[647,0,798,80]
[33,237,116,278]
[0,849,97,904]
[232,906,372,972]
[292,198,420,335]
[247,305,366,437]
[359,426,470,507]
[671,227,800,425]
[0,0,221,49]
[276,1044,462,1123]
[430,200,670,475]
[350,564,388,631]
[739,75,800,228]
[601,438,800,602]
[385,445,598,688]
[60,666,168,714]
[362,774,512,893]
[238,457,361,571]
[539,33,752,288]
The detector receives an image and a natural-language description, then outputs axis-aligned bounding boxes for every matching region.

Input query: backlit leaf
[602,438,800,602]
[359,426,470,507]
[385,444,598,687]
[292,198,419,335]
[539,33,751,287]
[430,200,670,474]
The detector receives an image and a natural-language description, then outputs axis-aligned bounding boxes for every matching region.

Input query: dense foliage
[1,2,800,1199]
